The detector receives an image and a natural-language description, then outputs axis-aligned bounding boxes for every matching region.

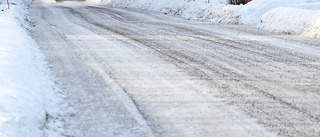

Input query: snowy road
[29,1,320,137]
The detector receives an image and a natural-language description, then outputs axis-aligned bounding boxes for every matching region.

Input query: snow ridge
[108,0,320,38]
[0,1,68,136]
[258,7,320,38]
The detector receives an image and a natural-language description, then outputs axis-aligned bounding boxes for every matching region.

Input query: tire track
[52,5,320,136]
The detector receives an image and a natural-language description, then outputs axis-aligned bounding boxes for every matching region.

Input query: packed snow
[0,0,68,136]
[0,0,319,136]
[108,0,320,38]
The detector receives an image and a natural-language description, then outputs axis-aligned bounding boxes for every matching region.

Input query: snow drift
[258,7,320,38]
[0,0,68,136]
[108,0,320,38]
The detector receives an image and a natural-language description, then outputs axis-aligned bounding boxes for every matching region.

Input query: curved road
[29,1,320,137]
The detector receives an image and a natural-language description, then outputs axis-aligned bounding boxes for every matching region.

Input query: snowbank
[0,0,67,136]
[257,7,320,38]
[241,0,320,38]
[109,0,320,38]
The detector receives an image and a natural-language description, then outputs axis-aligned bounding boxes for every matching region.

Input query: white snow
[257,7,320,38]
[108,0,320,38]
[0,0,67,136]
[0,0,319,135]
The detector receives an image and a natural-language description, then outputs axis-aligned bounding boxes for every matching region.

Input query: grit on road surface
[29,1,320,137]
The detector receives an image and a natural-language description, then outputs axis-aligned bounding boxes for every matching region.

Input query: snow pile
[108,0,229,22]
[108,0,320,38]
[0,1,67,136]
[258,7,320,38]
[256,2,320,38]
[241,0,320,38]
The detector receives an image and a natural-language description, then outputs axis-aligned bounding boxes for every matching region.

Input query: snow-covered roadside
[242,0,320,38]
[257,6,320,38]
[0,1,68,136]
[107,0,320,38]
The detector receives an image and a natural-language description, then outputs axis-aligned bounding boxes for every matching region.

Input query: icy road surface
[29,2,320,137]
